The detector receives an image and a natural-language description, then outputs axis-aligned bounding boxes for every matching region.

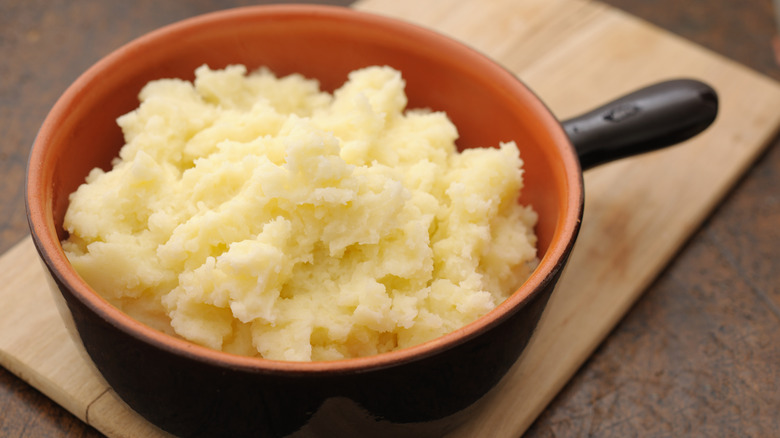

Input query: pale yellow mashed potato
[62,65,538,361]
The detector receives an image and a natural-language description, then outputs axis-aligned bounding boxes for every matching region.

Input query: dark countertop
[1,1,778,437]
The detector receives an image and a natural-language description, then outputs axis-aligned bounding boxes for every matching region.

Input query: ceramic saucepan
[26,5,717,437]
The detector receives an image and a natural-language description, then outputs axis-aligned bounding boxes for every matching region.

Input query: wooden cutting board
[2,0,780,437]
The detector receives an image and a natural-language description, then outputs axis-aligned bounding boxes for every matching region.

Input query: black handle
[562,79,718,170]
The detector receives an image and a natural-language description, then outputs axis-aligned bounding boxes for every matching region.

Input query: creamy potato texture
[62,65,538,361]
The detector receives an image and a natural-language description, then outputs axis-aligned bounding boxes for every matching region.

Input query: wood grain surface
[1,1,779,437]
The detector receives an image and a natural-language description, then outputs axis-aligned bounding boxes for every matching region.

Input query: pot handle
[561,79,718,170]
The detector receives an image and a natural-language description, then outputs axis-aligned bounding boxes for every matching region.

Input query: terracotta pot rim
[26,4,584,374]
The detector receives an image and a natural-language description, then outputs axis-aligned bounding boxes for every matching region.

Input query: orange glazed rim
[26,5,583,375]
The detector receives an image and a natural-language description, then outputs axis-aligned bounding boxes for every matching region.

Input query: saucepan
[25,5,717,437]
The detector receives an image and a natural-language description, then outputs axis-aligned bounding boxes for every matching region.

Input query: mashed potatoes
[62,65,538,361]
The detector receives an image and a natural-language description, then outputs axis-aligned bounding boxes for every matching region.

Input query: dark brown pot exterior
[26,6,586,438]
[45,258,566,438]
